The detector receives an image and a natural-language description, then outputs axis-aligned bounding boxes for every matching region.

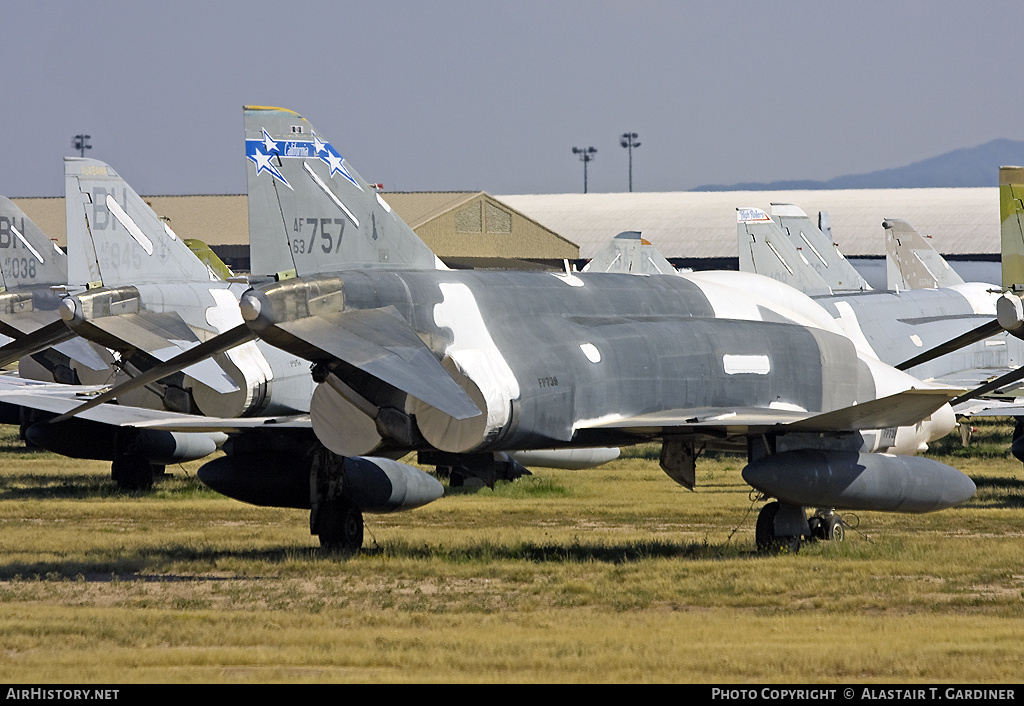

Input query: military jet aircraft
[888,166,1024,458]
[581,231,681,275]
[0,158,316,489]
[770,204,873,293]
[194,107,976,551]
[0,197,116,435]
[738,206,1021,393]
[3,160,624,496]
[6,108,978,553]
[883,217,966,291]
[0,197,111,385]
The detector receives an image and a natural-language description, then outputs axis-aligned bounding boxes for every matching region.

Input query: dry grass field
[0,422,1022,683]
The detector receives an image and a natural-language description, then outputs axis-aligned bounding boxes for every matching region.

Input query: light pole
[572,146,597,193]
[73,134,92,158]
[620,132,640,192]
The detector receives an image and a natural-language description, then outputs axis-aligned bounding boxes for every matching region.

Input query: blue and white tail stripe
[246,128,361,190]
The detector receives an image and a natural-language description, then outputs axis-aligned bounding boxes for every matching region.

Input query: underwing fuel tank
[198,453,444,513]
[25,418,220,464]
[509,447,621,470]
[742,450,976,513]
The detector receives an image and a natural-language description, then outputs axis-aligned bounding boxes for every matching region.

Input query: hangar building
[11,191,577,272]
[497,188,999,266]
[12,187,1000,282]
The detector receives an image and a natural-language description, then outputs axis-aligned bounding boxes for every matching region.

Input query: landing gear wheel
[318,499,364,552]
[824,515,845,542]
[112,455,154,491]
[755,501,801,554]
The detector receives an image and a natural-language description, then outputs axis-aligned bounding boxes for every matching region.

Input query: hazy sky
[4,1,1023,197]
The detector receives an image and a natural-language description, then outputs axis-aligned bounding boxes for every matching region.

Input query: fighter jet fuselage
[241,266,948,458]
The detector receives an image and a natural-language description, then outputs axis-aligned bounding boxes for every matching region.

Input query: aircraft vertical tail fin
[64,158,218,289]
[244,106,442,278]
[1000,166,1024,291]
[736,207,832,296]
[770,204,871,292]
[0,196,67,291]
[581,231,678,274]
[883,218,964,290]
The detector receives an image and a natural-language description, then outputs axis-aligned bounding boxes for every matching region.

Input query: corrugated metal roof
[497,188,998,259]
[14,187,999,262]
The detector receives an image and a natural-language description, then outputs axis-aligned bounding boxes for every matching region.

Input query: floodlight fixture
[73,134,92,158]
[620,132,640,192]
[572,146,597,193]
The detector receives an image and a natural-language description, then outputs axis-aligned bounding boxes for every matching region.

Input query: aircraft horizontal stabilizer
[0,309,62,338]
[51,336,111,372]
[0,319,77,368]
[84,310,202,352]
[48,323,255,423]
[0,313,108,372]
[80,310,239,393]
[276,307,481,421]
[947,364,1024,407]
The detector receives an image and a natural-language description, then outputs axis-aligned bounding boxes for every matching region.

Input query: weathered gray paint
[739,205,1024,390]
[771,204,872,292]
[0,196,66,291]
[884,218,965,290]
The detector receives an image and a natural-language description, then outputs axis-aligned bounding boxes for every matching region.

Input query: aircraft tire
[825,515,845,542]
[318,499,364,553]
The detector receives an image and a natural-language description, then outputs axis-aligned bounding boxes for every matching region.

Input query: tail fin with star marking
[244,106,443,279]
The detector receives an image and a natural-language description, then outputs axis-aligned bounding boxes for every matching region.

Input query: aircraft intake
[742,449,976,513]
[198,452,444,513]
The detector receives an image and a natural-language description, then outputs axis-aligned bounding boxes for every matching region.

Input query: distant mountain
[691,138,1024,191]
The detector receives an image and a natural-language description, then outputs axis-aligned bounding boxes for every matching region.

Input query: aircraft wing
[0,375,309,432]
[917,366,1024,394]
[955,400,1024,417]
[575,388,962,436]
